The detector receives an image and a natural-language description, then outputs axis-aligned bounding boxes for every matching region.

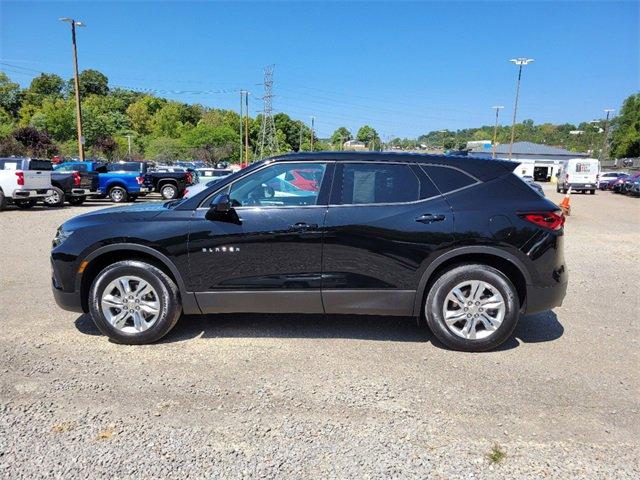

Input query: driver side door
[188,161,333,314]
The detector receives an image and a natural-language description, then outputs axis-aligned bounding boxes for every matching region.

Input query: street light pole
[600,109,615,161]
[60,18,86,161]
[310,116,315,152]
[491,106,504,159]
[508,58,534,160]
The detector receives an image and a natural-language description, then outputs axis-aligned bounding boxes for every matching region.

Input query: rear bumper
[70,188,94,196]
[13,188,53,198]
[566,182,596,191]
[524,281,567,315]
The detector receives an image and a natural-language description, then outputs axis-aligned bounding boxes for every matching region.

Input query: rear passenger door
[321,161,454,316]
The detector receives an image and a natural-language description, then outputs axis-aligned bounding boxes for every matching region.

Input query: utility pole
[126,134,132,159]
[508,58,534,160]
[239,90,244,165]
[310,116,315,151]
[491,106,504,159]
[600,109,615,161]
[299,123,304,152]
[258,65,278,158]
[60,18,86,160]
[244,92,250,163]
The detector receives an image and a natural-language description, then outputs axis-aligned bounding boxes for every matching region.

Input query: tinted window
[228,162,326,207]
[0,160,19,170]
[338,163,420,205]
[422,165,476,193]
[107,162,143,172]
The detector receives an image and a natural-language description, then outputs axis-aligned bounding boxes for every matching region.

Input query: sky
[1,0,638,138]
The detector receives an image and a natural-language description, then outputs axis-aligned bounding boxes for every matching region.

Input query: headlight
[52,226,74,248]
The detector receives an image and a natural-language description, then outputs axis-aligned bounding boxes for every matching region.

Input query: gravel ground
[1,187,639,479]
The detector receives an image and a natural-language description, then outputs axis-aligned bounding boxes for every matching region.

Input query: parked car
[285,167,322,191]
[521,175,545,197]
[610,174,631,192]
[598,171,626,189]
[49,163,100,207]
[614,172,640,194]
[0,157,53,210]
[182,178,225,199]
[145,168,194,200]
[196,168,234,182]
[556,158,600,194]
[58,161,150,203]
[51,152,567,352]
[629,179,640,197]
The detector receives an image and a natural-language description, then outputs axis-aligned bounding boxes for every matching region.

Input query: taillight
[136,176,145,185]
[15,171,24,186]
[72,171,81,186]
[183,189,189,197]
[520,211,565,231]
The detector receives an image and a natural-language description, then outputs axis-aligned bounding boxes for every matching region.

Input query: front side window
[337,163,420,205]
[228,162,327,207]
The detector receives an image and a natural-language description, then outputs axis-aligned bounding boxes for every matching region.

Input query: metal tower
[259,65,279,158]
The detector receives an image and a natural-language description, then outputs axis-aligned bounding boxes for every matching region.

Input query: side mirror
[206,193,240,224]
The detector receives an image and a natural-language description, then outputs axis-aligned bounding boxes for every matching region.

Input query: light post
[508,58,534,160]
[310,116,315,151]
[491,106,504,158]
[600,109,615,161]
[60,18,86,161]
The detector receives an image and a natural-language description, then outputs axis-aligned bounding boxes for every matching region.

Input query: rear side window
[338,163,420,205]
[421,165,476,193]
[27,159,53,171]
[0,160,19,170]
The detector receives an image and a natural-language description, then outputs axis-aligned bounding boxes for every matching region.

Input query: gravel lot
[1,186,639,479]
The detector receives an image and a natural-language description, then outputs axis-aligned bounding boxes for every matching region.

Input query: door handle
[415,214,445,224]
[289,222,319,231]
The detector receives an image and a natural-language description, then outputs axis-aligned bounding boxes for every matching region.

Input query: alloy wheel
[442,280,506,340]
[100,275,160,333]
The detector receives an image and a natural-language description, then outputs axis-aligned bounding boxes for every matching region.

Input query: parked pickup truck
[56,161,150,203]
[48,164,100,207]
[0,157,53,210]
[145,167,194,199]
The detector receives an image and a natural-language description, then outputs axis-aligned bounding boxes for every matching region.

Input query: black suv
[51,152,567,351]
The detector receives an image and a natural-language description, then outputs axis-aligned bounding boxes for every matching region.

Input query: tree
[182,124,238,162]
[610,94,640,158]
[91,135,119,160]
[126,95,165,135]
[0,106,15,138]
[69,69,109,97]
[150,102,184,138]
[0,73,22,117]
[145,136,186,161]
[12,127,58,157]
[356,125,379,146]
[331,127,352,148]
[29,73,64,97]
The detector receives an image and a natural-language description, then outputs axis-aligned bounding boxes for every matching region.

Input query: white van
[556,158,600,194]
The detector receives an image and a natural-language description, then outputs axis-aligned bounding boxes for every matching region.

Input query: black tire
[424,264,519,352]
[590,189,595,195]
[14,199,37,209]
[127,194,138,203]
[67,196,86,206]
[109,186,128,203]
[0,190,6,211]
[88,260,182,345]
[160,183,178,200]
[44,187,65,208]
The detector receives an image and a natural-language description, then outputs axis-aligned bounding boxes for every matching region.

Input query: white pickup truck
[0,157,54,210]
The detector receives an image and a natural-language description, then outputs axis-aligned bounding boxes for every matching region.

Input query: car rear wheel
[160,183,178,200]
[89,260,181,344]
[425,264,519,352]
[109,186,128,203]
[44,187,65,208]
[0,190,6,211]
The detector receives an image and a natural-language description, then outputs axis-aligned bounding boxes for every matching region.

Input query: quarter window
[228,162,327,207]
[421,165,476,193]
[338,163,420,205]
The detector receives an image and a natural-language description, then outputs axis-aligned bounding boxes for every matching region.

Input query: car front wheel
[425,264,519,352]
[88,260,182,344]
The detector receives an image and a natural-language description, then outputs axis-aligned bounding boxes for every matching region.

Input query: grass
[487,443,507,464]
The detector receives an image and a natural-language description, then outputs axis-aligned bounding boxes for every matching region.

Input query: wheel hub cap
[100,276,160,333]
[442,280,506,340]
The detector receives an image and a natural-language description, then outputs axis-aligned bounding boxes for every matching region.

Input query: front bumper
[52,279,84,313]
[524,281,568,315]
[13,188,53,199]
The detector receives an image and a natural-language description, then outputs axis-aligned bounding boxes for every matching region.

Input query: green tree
[610,94,640,158]
[356,125,379,146]
[40,98,75,142]
[0,73,22,117]
[126,95,165,135]
[182,123,238,162]
[74,69,109,97]
[150,102,184,138]
[29,73,64,97]
[146,136,187,162]
[0,106,14,137]
[331,127,352,148]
